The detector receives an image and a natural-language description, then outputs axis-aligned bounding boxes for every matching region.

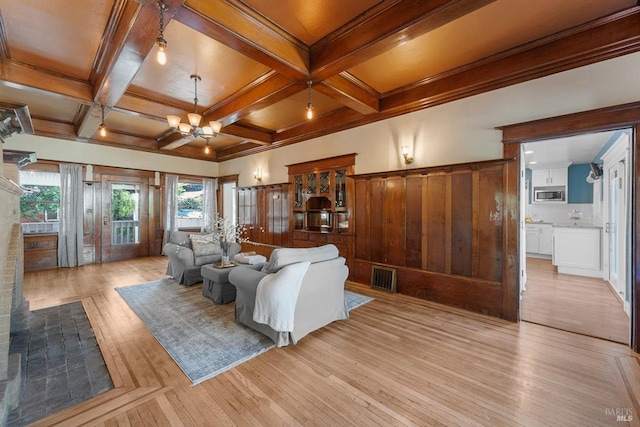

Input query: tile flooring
[7,301,113,426]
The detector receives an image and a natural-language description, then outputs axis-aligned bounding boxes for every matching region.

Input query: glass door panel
[111,183,141,245]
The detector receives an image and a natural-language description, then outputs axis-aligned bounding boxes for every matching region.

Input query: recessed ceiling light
[525,150,534,154]
[529,161,537,164]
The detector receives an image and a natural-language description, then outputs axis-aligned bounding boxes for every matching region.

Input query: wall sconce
[253,168,262,181]
[402,146,414,164]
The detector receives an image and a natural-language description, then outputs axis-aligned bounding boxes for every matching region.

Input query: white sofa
[228,244,349,346]
[162,230,241,285]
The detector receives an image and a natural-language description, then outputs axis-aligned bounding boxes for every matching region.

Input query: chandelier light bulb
[98,105,107,137]
[156,45,167,65]
[204,142,210,154]
[305,80,313,120]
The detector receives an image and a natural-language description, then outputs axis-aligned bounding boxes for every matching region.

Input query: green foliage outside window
[111,189,135,220]
[20,185,60,222]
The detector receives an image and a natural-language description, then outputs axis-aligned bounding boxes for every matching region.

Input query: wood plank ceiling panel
[0,0,113,80]
[349,0,637,93]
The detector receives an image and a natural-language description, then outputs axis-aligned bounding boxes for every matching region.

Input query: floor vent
[371,265,397,293]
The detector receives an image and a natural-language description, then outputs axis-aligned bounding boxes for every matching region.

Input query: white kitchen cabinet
[539,224,553,255]
[553,226,602,277]
[525,223,553,255]
[526,224,539,253]
[531,168,567,186]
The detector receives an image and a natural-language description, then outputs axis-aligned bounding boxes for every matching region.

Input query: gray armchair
[228,244,349,346]
[162,231,241,285]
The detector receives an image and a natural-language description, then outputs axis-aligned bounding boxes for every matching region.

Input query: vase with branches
[212,215,249,264]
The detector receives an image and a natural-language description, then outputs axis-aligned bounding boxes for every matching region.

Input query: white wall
[4,51,640,184]
[3,135,219,177]
[220,51,640,187]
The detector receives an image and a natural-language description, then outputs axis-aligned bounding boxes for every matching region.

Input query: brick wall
[0,178,22,380]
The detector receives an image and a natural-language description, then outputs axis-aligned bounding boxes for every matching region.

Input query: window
[177,181,203,229]
[19,171,61,234]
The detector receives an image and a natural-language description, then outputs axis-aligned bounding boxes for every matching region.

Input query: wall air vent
[371,265,397,293]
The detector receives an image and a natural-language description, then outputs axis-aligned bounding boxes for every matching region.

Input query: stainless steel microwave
[534,187,565,202]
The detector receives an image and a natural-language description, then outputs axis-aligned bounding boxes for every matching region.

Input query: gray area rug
[116,278,373,385]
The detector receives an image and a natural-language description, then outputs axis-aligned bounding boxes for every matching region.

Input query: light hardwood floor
[23,257,640,426]
[522,257,630,345]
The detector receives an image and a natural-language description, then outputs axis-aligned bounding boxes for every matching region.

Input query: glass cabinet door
[293,174,303,208]
[335,169,346,208]
[306,173,317,195]
[319,171,330,194]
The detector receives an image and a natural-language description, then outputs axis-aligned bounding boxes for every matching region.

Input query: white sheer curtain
[58,164,84,267]
[163,174,179,246]
[202,177,218,232]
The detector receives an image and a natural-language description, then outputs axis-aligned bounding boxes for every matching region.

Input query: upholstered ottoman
[201,264,237,304]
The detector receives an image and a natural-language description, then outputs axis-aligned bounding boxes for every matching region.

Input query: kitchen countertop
[552,222,602,229]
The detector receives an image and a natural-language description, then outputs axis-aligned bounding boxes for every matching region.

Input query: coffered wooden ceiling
[0,0,638,162]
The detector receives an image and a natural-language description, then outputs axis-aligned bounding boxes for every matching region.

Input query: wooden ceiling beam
[77,105,109,139]
[93,0,186,107]
[116,92,186,121]
[214,141,270,160]
[0,60,92,102]
[316,74,379,115]
[177,1,308,79]
[310,0,496,80]
[221,123,273,145]
[158,131,191,150]
[274,107,365,146]
[207,73,306,126]
[31,117,157,151]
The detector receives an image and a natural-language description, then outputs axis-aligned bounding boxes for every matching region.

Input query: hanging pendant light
[166,74,223,154]
[306,80,313,120]
[156,2,168,65]
[98,105,107,137]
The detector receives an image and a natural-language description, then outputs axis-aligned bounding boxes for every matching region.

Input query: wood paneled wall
[237,183,290,248]
[353,159,511,318]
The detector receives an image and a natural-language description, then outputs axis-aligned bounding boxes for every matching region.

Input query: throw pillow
[190,233,221,257]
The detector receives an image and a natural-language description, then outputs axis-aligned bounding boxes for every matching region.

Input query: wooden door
[101,175,149,262]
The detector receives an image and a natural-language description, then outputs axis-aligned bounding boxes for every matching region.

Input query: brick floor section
[7,301,113,426]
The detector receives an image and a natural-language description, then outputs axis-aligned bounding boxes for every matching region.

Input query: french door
[101,175,149,262]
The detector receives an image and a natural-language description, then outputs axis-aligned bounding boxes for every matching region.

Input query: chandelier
[166,74,222,153]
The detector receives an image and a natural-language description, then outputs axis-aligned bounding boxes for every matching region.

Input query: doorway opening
[519,129,632,344]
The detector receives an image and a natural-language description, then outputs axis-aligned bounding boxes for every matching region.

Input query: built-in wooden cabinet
[24,233,58,270]
[288,154,356,275]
